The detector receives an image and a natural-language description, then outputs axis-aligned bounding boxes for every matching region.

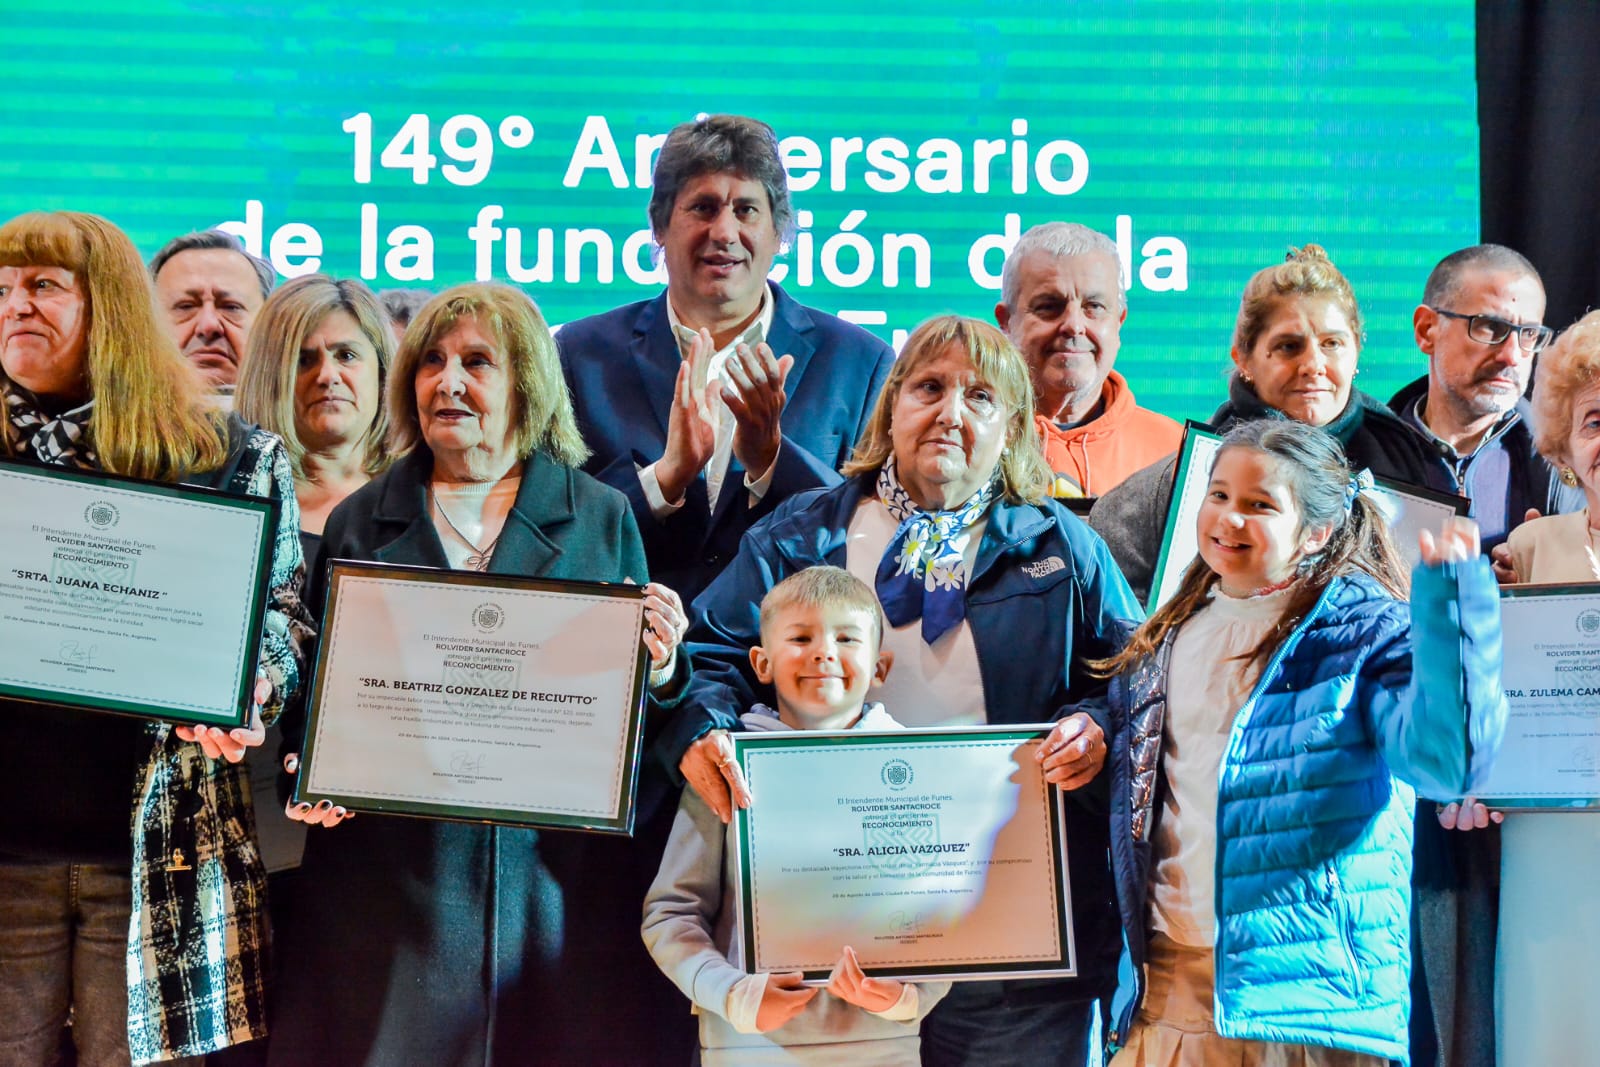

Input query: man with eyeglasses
[1391,243,1581,555]
[1389,243,1581,1067]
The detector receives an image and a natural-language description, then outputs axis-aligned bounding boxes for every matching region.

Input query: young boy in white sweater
[642,566,950,1065]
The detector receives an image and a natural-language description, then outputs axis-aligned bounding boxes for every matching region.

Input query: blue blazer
[556,282,895,603]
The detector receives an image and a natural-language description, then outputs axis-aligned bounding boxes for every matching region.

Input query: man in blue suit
[556,114,896,603]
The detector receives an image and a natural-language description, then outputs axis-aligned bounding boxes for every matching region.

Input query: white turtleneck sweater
[1151,584,1293,947]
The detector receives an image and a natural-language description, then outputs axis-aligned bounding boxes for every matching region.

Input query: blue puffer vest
[1106,561,1506,1064]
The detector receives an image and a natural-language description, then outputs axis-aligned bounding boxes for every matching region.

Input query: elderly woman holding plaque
[270,282,693,1066]
[1475,309,1600,1063]
[0,211,310,1064]
[662,315,1143,1067]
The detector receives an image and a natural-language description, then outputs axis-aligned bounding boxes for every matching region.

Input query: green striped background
[0,1,1477,422]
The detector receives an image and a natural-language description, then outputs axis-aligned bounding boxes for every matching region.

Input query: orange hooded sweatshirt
[1035,371,1182,498]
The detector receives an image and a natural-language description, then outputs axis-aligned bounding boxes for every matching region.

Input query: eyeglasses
[1429,308,1554,352]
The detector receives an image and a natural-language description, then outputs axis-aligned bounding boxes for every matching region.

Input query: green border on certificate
[731,725,1075,982]
[295,560,650,835]
[0,456,276,728]
[1480,582,1600,811]
[1148,420,1222,611]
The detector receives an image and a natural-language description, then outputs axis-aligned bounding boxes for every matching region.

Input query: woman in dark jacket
[269,283,692,1066]
[1087,244,1437,605]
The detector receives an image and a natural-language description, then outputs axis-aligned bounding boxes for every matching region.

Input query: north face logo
[1022,557,1065,579]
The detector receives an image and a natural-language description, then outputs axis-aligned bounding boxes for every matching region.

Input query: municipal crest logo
[83,501,119,530]
[1579,609,1600,638]
[471,602,505,633]
[880,758,914,791]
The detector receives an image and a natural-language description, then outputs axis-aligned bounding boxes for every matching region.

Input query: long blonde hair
[1092,420,1407,678]
[236,274,395,479]
[0,211,224,479]
[842,315,1053,504]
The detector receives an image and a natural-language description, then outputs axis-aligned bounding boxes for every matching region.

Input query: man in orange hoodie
[994,222,1180,498]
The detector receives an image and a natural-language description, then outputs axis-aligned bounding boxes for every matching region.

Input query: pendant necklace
[428,485,500,571]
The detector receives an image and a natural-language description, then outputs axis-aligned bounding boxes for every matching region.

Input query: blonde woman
[237,274,394,555]
[0,210,310,1064]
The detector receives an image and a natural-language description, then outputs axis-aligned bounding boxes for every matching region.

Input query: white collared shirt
[637,287,780,517]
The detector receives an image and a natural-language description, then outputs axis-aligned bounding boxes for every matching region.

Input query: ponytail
[1091,420,1407,679]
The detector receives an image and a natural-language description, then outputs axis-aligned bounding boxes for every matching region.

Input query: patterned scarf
[874,456,997,644]
[3,383,97,467]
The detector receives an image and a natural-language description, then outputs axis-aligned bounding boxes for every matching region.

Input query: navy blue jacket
[556,283,895,603]
[661,473,1144,995]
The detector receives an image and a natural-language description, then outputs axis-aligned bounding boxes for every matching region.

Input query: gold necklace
[427,485,500,571]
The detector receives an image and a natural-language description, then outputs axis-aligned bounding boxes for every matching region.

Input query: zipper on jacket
[1326,865,1366,998]
[1210,582,1339,1036]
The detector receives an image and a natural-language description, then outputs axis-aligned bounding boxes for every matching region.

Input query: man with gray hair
[149,229,275,393]
[994,222,1179,497]
[557,113,894,603]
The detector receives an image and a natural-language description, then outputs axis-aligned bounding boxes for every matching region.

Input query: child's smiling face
[1198,447,1332,596]
[751,602,890,729]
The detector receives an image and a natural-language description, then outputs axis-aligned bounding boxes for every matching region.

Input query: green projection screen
[0,2,1478,422]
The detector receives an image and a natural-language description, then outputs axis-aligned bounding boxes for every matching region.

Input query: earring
[1562,467,1581,488]
[1240,372,1253,384]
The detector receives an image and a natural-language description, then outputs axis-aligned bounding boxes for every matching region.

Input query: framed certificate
[1478,583,1600,810]
[731,725,1075,983]
[294,561,650,834]
[1149,421,1223,610]
[1148,424,1470,610]
[1365,475,1471,568]
[0,456,277,728]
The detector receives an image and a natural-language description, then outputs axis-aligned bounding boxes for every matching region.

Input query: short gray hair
[149,228,275,300]
[648,114,794,246]
[1421,243,1543,309]
[1000,222,1123,312]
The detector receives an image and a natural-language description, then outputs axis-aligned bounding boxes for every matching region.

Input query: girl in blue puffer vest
[1097,420,1505,1066]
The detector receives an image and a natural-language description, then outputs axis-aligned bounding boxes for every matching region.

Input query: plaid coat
[124,422,313,1064]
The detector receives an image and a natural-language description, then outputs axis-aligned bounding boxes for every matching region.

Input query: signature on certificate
[59,641,99,667]
[449,750,487,776]
[887,910,927,936]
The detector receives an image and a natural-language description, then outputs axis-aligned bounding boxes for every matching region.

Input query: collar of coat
[364,446,580,576]
[760,471,1057,586]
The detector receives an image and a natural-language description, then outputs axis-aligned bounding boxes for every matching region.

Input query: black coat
[1388,374,1584,551]
[269,448,692,1067]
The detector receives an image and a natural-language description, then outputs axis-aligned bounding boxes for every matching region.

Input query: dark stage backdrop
[1479,0,1600,338]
